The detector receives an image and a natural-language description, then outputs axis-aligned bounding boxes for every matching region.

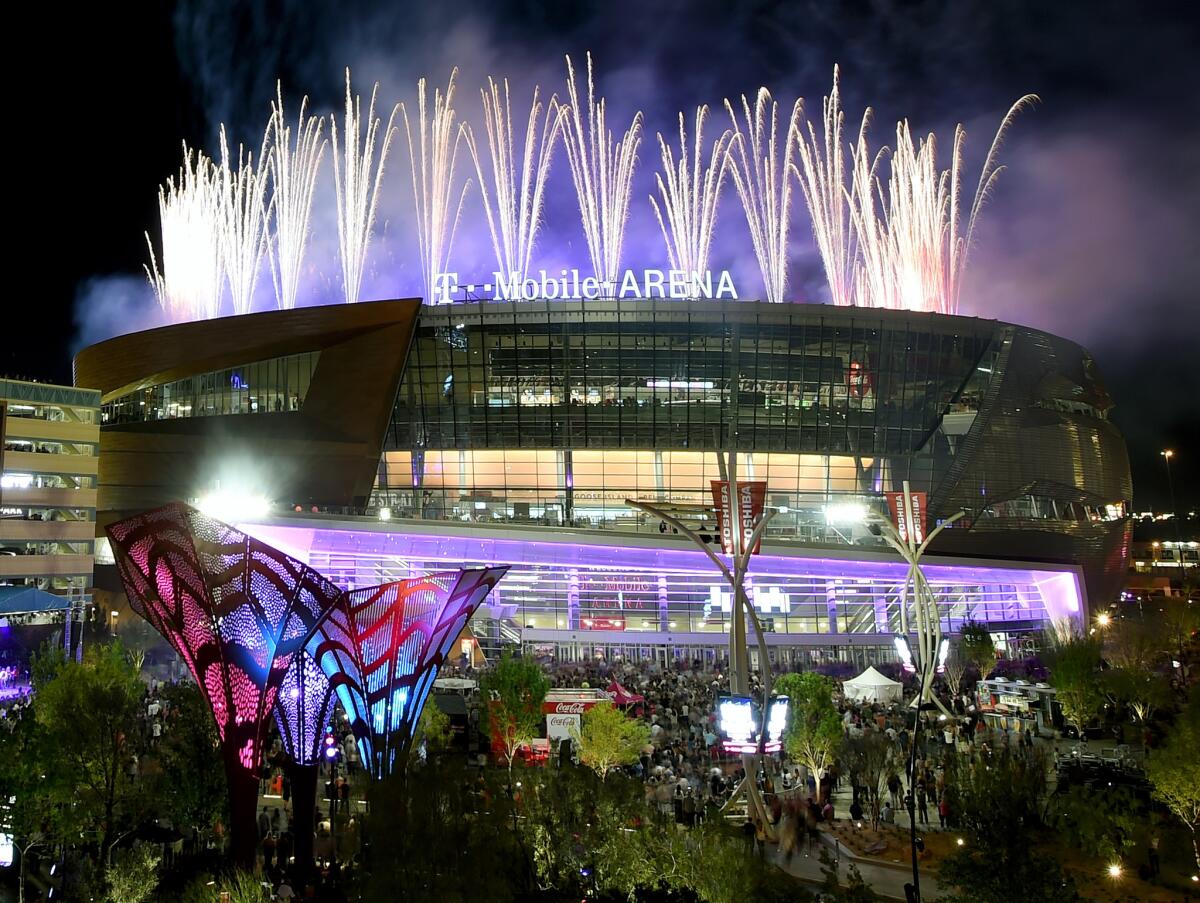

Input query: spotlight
[378,507,392,521]
[197,488,271,523]
[956,837,965,846]
[1107,863,1121,879]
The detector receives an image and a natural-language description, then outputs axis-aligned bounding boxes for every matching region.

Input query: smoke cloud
[70,0,1199,503]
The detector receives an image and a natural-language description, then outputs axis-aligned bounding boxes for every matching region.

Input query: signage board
[710,481,767,555]
[885,490,927,545]
[546,713,581,743]
[434,269,739,304]
[716,694,789,754]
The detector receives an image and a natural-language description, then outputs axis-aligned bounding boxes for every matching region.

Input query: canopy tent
[605,681,645,706]
[842,666,903,704]
[0,586,71,616]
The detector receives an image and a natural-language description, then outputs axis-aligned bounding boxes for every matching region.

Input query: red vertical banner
[885,490,927,545]
[711,480,735,554]
[711,480,767,555]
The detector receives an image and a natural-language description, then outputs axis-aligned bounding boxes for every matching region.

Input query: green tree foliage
[938,748,1081,903]
[1049,785,1141,861]
[103,844,161,903]
[149,681,228,835]
[0,706,64,903]
[356,759,529,903]
[520,766,802,903]
[1046,635,1104,740]
[479,651,551,770]
[1146,691,1200,870]
[1101,666,1171,726]
[410,699,452,765]
[775,672,842,801]
[180,871,271,902]
[574,701,650,780]
[959,620,997,679]
[941,642,969,697]
[841,732,895,829]
[33,641,147,864]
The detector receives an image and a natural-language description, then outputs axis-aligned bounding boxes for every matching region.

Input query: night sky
[12,0,1198,508]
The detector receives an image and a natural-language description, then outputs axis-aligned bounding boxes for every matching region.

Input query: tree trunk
[226,761,261,873]
[287,760,319,877]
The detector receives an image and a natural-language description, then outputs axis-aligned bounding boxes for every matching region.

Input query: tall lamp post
[626,449,778,831]
[1161,450,1190,589]
[826,482,963,903]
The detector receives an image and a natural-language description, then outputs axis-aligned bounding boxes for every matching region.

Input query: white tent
[842,666,903,704]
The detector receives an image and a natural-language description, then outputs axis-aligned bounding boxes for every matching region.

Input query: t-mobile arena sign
[433,268,739,303]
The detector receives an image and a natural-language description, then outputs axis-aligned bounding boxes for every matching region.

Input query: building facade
[76,298,1132,663]
[0,378,101,608]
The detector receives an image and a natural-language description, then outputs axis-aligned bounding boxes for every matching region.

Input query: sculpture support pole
[226,756,261,873]
[288,760,320,875]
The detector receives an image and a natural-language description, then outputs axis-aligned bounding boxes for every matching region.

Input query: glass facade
[380,300,1000,534]
[101,351,320,425]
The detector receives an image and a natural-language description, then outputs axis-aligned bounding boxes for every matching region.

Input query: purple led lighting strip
[242,520,1086,630]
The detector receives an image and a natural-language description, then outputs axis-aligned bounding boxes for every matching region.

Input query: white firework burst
[331,68,399,304]
[562,53,643,293]
[649,105,733,282]
[402,68,472,304]
[267,85,327,310]
[464,78,565,288]
[145,143,225,322]
[724,88,803,303]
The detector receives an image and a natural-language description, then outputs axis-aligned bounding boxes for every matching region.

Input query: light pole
[1161,450,1190,590]
[826,482,963,903]
[626,449,778,832]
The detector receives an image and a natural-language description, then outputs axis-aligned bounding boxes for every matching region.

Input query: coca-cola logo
[552,702,587,714]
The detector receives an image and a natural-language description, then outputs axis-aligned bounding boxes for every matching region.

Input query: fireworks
[138,62,1033,321]
[845,95,1036,314]
[218,127,272,316]
[464,78,565,289]
[145,144,225,322]
[331,69,399,305]
[793,67,872,308]
[649,106,733,282]
[402,69,472,304]
[562,53,643,293]
[267,86,327,310]
[725,89,803,304]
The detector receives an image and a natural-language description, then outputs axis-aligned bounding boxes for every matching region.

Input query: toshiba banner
[885,490,927,545]
[710,480,767,554]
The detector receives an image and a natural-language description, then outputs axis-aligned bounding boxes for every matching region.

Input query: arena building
[74,297,1132,667]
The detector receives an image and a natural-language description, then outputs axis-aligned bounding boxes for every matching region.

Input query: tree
[959,620,997,680]
[1102,615,1165,672]
[1050,785,1141,861]
[0,709,65,903]
[942,643,969,698]
[1101,666,1171,727]
[841,732,895,830]
[1046,635,1103,741]
[573,701,650,780]
[479,651,551,773]
[33,641,147,867]
[775,672,842,802]
[938,748,1080,903]
[104,844,161,903]
[148,681,228,836]
[410,699,452,765]
[1146,693,1200,870]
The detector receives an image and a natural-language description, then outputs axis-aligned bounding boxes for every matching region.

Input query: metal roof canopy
[0,585,72,615]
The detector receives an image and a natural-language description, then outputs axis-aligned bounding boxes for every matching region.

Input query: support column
[287,760,320,876]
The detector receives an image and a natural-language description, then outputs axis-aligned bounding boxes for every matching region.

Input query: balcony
[0,553,94,578]
[2,417,99,446]
[0,486,97,509]
[0,520,96,542]
[1,450,98,477]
